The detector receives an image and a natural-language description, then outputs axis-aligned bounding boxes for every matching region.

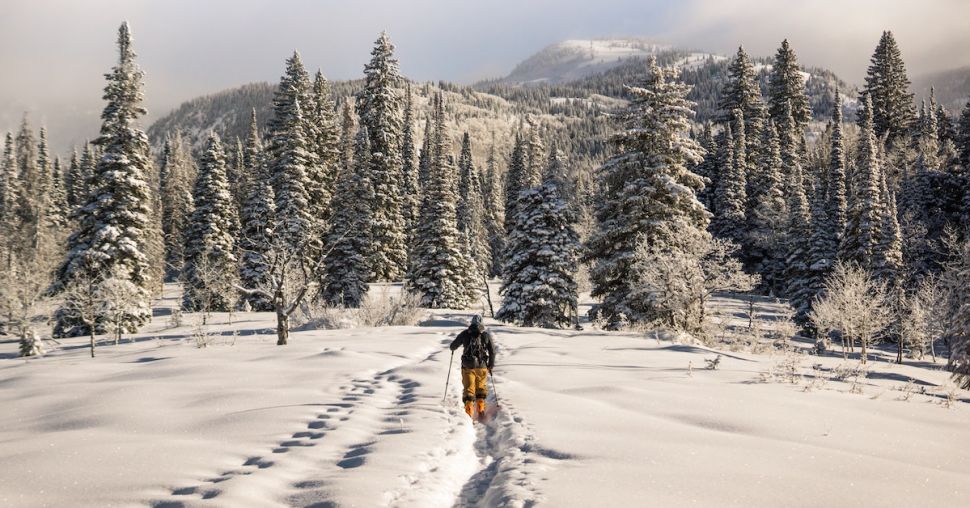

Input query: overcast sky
[3,0,970,152]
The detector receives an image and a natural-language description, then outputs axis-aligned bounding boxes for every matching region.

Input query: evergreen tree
[0,133,18,243]
[76,143,97,210]
[338,98,357,172]
[875,168,903,285]
[36,127,53,208]
[267,55,319,262]
[497,146,579,328]
[712,118,746,243]
[826,90,848,252]
[784,138,813,323]
[417,113,433,191]
[47,156,68,228]
[503,133,527,232]
[694,122,718,211]
[456,132,490,278]
[54,22,153,336]
[15,118,37,224]
[238,109,275,310]
[585,58,708,325]
[861,31,915,146]
[523,119,546,182]
[400,83,420,234]
[748,121,788,294]
[65,148,83,209]
[768,39,811,130]
[481,144,506,277]
[357,31,408,281]
[307,70,340,229]
[159,131,195,280]
[839,94,885,270]
[182,134,239,312]
[719,45,765,149]
[321,127,373,307]
[406,94,471,309]
[956,99,970,175]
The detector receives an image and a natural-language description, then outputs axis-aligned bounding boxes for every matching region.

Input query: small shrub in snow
[168,307,183,329]
[18,328,45,357]
[704,355,722,370]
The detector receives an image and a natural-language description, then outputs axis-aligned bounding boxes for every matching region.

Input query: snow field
[1,293,969,507]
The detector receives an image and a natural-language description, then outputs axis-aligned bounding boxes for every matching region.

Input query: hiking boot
[464,401,474,418]
[476,399,486,415]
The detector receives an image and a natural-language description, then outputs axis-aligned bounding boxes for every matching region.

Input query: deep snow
[1,287,968,507]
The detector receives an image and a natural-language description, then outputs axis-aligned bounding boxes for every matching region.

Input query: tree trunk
[482,274,495,318]
[861,336,867,365]
[90,331,96,358]
[276,308,288,346]
[896,335,903,364]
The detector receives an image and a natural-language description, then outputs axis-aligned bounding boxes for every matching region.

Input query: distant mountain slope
[502,38,673,84]
[912,67,970,115]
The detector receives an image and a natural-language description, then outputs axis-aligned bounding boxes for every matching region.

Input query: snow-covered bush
[297,288,425,330]
[18,328,45,357]
[810,262,893,364]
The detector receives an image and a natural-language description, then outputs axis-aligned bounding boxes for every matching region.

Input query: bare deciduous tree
[810,262,893,364]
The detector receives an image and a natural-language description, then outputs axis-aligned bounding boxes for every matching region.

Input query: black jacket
[449,327,495,370]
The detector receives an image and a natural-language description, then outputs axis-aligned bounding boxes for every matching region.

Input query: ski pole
[489,370,499,404]
[442,350,454,402]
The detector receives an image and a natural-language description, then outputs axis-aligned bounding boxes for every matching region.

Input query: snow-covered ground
[1,288,968,507]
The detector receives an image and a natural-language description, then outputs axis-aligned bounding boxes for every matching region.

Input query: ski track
[145,328,571,508]
[451,333,572,508]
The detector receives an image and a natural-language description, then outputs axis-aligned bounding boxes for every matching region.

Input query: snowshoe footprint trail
[151,370,412,507]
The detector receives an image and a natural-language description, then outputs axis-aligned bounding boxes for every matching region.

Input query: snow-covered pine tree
[783,112,813,323]
[768,39,811,130]
[718,45,765,151]
[321,127,373,307]
[405,93,471,309]
[805,174,832,313]
[417,113,433,192]
[76,143,97,211]
[481,144,506,277]
[54,22,153,336]
[456,132,490,278]
[875,168,903,285]
[956,100,970,175]
[307,70,341,229]
[181,134,239,312]
[497,146,579,328]
[65,148,83,209]
[0,133,17,241]
[503,133,527,233]
[747,120,788,295]
[826,90,848,254]
[524,119,546,182]
[267,55,319,262]
[35,127,53,212]
[712,117,746,243]
[357,31,408,281]
[839,94,885,271]
[862,31,915,147]
[238,109,275,311]
[47,156,68,229]
[159,131,195,281]
[694,123,717,211]
[15,118,37,225]
[585,57,708,325]
[338,98,356,172]
[400,82,420,234]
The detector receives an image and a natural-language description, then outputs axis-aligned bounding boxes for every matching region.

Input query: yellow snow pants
[461,368,488,402]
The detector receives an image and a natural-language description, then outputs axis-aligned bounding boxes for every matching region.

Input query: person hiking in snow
[449,315,495,419]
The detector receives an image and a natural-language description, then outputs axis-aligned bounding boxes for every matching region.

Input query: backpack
[468,328,488,365]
